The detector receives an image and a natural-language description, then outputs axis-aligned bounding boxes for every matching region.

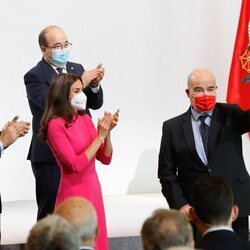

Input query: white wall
[0,0,248,202]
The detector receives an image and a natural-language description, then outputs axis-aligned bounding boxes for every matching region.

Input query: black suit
[197,230,250,250]
[24,58,103,219]
[158,103,250,238]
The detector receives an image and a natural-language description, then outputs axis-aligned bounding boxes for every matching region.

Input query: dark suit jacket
[158,103,250,217]
[197,230,250,250]
[24,58,103,163]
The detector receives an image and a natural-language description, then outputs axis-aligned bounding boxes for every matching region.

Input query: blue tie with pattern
[199,115,209,160]
[56,67,63,73]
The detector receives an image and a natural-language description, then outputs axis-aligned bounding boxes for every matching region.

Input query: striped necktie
[199,115,209,160]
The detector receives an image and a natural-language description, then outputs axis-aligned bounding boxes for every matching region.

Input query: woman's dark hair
[39,73,83,141]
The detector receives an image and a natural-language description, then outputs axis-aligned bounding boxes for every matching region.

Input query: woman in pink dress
[39,73,119,250]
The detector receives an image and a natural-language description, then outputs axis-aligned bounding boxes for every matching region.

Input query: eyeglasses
[192,86,217,94]
[45,42,72,51]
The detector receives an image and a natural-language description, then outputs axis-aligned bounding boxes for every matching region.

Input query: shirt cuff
[0,141,4,156]
[90,85,100,94]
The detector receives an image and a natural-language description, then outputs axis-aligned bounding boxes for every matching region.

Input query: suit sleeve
[71,62,104,111]
[47,120,89,173]
[232,104,250,134]
[24,71,49,111]
[158,122,188,209]
[84,85,104,110]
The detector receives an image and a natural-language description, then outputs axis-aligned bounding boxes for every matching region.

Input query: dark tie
[199,115,209,160]
[56,67,63,73]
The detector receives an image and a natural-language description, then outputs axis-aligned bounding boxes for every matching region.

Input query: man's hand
[179,204,192,220]
[0,115,30,148]
[81,63,105,88]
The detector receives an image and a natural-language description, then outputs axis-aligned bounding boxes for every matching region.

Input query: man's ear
[40,46,46,55]
[94,226,99,241]
[231,205,239,222]
[185,89,190,98]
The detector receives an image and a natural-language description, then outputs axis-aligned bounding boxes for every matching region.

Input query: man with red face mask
[158,68,250,243]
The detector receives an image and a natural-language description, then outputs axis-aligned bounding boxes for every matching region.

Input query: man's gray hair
[141,209,194,250]
[26,214,80,250]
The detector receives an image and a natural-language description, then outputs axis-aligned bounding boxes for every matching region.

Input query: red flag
[227,0,250,110]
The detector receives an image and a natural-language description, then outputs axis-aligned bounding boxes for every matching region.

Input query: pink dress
[47,114,111,250]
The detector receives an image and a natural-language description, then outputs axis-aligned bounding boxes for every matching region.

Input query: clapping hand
[97,110,119,140]
[0,115,30,148]
[82,63,105,88]
[97,112,112,140]
[109,109,119,131]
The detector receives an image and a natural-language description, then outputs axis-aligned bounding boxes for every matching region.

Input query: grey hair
[26,214,80,250]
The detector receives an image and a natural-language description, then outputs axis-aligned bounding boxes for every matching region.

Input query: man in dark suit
[0,115,30,241]
[24,25,104,220]
[189,176,250,250]
[158,68,250,241]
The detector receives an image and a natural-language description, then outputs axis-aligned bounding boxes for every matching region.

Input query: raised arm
[47,113,113,173]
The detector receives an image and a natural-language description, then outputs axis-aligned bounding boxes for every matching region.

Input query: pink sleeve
[47,119,89,173]
[96,143,112,165]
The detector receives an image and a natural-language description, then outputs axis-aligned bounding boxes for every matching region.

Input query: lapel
[182,107,207,167]
[208,104,222,157]
[40,58,57,83]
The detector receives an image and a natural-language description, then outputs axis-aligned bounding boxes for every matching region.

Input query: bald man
[24,25,104,220]
[54,197,98,250]
[158,68,250,242]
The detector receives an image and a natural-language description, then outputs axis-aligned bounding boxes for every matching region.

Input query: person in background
[158,68,250,241]
[55,197,98,250]
[0,115,30,241]
[141,208,194,250]
[26,214,80,250]
[189,176,250,250]
[39,73,119,250]
[24,25,104,220]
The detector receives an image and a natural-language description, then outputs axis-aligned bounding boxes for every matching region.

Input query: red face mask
[193,94,216,112]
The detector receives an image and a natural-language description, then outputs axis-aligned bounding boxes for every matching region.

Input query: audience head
[39,25,71,68]
[26,214,80,250]
[186,68,217,113]
[54,197,98,248]
[190,176,238,233]
[39,73,84,141]
[141,208,194,250]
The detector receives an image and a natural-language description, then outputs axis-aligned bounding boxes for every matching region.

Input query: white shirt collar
[44,57,66,72]
[190,107,213,121]
[80,246,94,250]
[203,226,233,236]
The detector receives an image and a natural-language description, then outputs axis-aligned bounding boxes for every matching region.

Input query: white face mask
[71,91,87,110]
